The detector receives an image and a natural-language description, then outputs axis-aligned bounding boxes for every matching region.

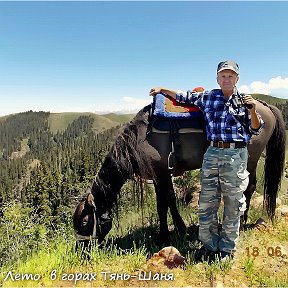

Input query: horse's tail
[264,105,286,220]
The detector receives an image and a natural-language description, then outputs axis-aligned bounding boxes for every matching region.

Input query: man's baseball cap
[217,60,239,74]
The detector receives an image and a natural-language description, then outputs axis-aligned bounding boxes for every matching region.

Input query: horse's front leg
[153,176,171,246]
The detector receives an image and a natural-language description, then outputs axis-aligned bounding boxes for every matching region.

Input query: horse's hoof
[173,218,187,237]
[156,233,171,247]
[176,225,187,237]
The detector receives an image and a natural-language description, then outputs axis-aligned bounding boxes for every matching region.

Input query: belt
[210,141,247,149]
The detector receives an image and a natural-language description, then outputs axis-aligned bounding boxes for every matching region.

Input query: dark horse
[73,100,285,246]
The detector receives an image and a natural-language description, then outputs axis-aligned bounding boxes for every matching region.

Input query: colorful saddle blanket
[153,93,201,119]
[152,90,204,131]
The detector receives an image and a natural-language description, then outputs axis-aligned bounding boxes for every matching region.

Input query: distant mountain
[0,93,287,134]
[47,112,135,134]
[0,111,135,134]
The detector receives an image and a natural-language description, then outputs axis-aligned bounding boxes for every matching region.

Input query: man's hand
[244,94,262,130]
[244,94,257,110]
[149,87,177,99]
[149,87,163,96]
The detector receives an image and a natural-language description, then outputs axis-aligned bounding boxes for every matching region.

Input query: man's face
[217,70,239,92]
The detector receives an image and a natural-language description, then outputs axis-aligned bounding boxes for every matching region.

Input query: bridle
[75,205,101,242]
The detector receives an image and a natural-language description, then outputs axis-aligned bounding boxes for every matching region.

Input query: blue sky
[1,1,288,116]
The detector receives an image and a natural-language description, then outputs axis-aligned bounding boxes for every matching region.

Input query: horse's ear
[85,187,92,194]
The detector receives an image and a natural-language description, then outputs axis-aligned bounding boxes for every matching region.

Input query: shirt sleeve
[175,90,205,109]
[249,111,265,135]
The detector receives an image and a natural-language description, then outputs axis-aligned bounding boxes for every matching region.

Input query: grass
[1,134,288,287]
[1,182,287,287]
[48,112,134,134]
[101,113,135,124]
[252,93,288,105]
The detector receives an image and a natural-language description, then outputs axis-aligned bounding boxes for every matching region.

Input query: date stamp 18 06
[245,246,284,257]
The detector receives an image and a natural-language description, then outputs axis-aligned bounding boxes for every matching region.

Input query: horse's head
[73,188,112,248]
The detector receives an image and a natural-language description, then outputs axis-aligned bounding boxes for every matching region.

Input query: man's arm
[149,86,205,109]
[244,95,264,132]
[250,110,261,130]
[149,87,177,99]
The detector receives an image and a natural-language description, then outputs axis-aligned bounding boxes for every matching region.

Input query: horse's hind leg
[242,171,257,227]
[167,177,187,236]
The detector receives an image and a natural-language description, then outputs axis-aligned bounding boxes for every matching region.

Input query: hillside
[0,93,286,130]
[48,112,135,134]
[252,93,288,105]
[0,111,135,134]
[0,111,124,229]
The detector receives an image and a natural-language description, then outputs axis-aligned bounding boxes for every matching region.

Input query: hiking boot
[194,246,217,263]
[219,251,234,262]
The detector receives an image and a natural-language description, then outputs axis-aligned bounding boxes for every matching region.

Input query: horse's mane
[92,105,155,212]
[255,98,269,107]
[109,104,154,180]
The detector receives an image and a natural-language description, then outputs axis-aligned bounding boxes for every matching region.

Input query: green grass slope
[48,112,90,133]
[252,93,287,105]
[101,113,135,124]
[48,112,135,134]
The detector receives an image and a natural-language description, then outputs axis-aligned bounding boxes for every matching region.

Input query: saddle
[152,93,204,131]
[149,89,205,173]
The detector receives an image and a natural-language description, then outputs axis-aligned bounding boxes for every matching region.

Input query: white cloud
[92,97,151,114]
[122,96,151,106]
[239,76,288,96]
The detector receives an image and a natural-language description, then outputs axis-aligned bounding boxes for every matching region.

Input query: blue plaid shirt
[175,88,264,143]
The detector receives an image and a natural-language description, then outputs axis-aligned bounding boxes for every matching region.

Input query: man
[149,60,264,262]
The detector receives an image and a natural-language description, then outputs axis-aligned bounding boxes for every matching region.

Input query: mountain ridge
[0,93,287,134]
